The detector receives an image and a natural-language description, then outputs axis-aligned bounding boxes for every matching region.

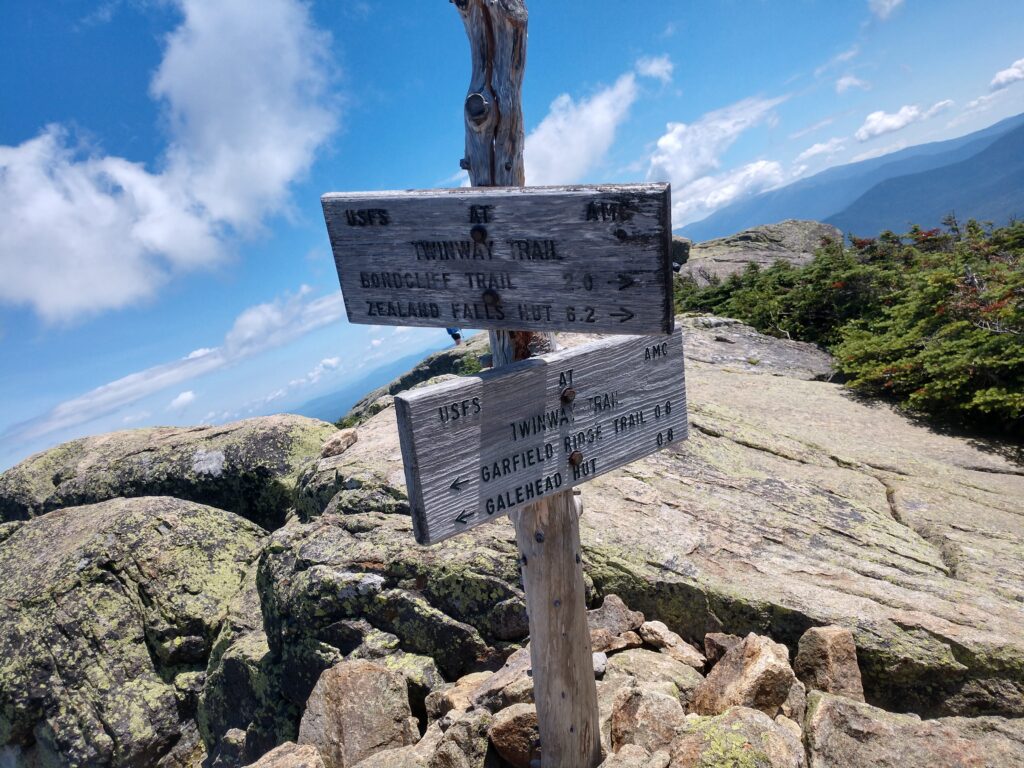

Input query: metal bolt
[560,387,576,404]
[569,450,584,467]
[504,161,513,171]
[521,554,528,565]
[465,92,490,126]
[482,288,501,307]
[459,157,471,170]
[470,224,488,243]
[535,530,545,543]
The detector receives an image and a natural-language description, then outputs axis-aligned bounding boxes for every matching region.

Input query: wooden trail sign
[321,184,674,335]
[395,331,688,545]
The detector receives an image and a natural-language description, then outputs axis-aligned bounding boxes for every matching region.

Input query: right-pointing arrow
[615,274,635,290]
[610,307,635,322]
[454,509,475,525]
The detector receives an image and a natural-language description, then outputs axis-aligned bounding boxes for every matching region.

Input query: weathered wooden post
[320,5,685,767]
[453,1,601,765]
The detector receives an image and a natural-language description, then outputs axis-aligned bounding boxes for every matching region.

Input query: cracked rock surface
[0,496,263,767]
[292,315,1024,717]
[0,415,338,529]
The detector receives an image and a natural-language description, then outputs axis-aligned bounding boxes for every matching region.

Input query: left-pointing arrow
[450,476,468,491]
[455,509,475,525]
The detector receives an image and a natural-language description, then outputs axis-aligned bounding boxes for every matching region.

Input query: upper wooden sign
[322,184,674,335]
[395,331,688,544]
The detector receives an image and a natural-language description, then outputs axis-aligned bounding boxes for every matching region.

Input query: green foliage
[676,220,1024,435]
[456,354,484,376]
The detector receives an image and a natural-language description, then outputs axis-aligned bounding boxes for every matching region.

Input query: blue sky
[1,0,1023,469]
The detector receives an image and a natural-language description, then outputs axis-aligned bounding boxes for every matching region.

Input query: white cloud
[796,137,846,163]
[869,0,904,20]
[0,0,337,323]
[646,96,787,224]
[168,390,196,410]
[852,141,907,162]
[836,75,870,94]
[370,338,383,348]
[854,100,953,141]
[670,161,785,226]
[524,73,638,185]
[3,287,346,443]
[789,117,835,140]
[815,45,859,78]
[990,58,1024,90]
[635,55,674,84]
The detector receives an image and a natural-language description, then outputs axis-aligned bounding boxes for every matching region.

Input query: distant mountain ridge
[682,112,1024,241]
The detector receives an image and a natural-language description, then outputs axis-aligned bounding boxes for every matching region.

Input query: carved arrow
[450,476,468,491]
[454,509,475,525]
[610,307,635,322]
[609,274,635,290]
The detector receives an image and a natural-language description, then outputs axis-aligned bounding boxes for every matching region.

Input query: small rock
[781,680,807,724]
[703,633,741,668]
[351,722,445,767]
[805,691,1024,767]
[639,621,706,671]
[794,625,865,702]
[298,660,418,768]
[598,676,635,754]
[594,651,609,678]
[428,709,494,768]
[488,703,540,768]
[244,742,326,768]
[668,707,805,767]
[321,429,358,458]
[606,648,705,708]
[691,633,797,718]
[470,647,532,712]
[426,671,493,722]
[591,628,627,654]
[588,595,644,636]
[599,743,650,767]
[610,681,688,753]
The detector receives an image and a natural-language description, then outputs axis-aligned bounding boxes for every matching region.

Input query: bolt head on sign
[321,183,675,335]
[395,331,688,545]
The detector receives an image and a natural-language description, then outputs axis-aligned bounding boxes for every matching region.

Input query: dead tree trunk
[453,2,602,766]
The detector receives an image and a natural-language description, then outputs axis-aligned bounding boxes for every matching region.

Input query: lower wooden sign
[395,332,688,544]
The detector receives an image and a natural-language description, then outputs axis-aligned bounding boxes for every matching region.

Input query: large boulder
[245,742,326,768]
[0,415,337,528]
[681,220,842,284]
[668,707,805,767]
[297,660,418,768]
[805,691,1024,767]
[0,497,263,766]
[794,626,865,701]
[605,649,705,707]
[691,634,799,717]
[306,315,1024,718]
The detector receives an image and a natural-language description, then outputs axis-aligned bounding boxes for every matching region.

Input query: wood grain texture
[394,330,688,544]
[320,184,675,335]
[455,3,600,765]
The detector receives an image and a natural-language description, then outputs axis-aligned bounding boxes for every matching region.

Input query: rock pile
[241,595,1024,767]
[1,314,1022,767]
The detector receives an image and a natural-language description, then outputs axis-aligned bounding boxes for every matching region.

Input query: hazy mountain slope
[827,122,1024,235]
[681,113,1024,241]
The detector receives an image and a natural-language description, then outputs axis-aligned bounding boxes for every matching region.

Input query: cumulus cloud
[646,96,787,224]
[525,74,638,185]
[990,58,1024,90]
[869,0,904,19]
[3,287,346,443]
[0,0,337,323]
[524,56,673,185]
[635,55,674,84]
[854,100,953,141]
[670,161,785,226]
[836,75,870,94]
[796,137,846,163]
[168,390,196,410]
